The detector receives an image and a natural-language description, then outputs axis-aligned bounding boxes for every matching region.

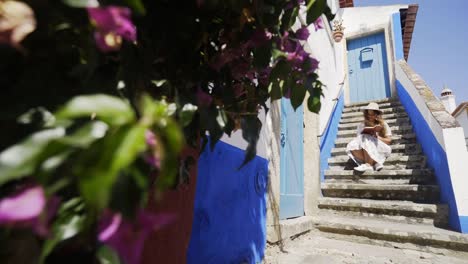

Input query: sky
[354,0,468,104]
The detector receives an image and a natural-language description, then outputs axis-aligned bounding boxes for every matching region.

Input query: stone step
[334,134,416,148]
[321,183,440,202]
[319,208,438,226]
[338,117,411,129]
[330,143,421,156]
[329,164,427,170]
[341,106,406,118]
[312,213,468,252]
[318,198,448,227]
[324,175,432,185]
[336,125,413,138]
[343,101,402,113]
[344,98,398,108]
[326,176,428,185]
[324,168,432,177]
[328,153,426,167]
[340,112,408,124]
[324,176,429,185]
[324,169,433,184]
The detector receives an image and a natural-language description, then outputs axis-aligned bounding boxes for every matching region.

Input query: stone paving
[264,229,468,264]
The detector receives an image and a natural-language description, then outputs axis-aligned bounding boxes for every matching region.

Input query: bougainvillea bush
[0,0,332,263]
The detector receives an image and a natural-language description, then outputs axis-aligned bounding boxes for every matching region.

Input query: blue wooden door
[347,32,391,103]
[279,98,304,219]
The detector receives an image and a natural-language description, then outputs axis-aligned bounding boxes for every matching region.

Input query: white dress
[346,122,392,165]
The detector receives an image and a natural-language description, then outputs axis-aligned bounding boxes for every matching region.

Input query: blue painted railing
[396,81,461,231]
[188,139,268,263]
[320,93,345,182]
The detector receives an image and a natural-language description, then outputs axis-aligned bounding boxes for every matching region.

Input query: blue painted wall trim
[188,139,269,263]
[460,216,468,233]
[391,12,404,61]
[396,81,462,232]
[320,94,345,183]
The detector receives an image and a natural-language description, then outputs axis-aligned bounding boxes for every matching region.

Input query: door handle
[280,132,286,148]
[349,69,353,74]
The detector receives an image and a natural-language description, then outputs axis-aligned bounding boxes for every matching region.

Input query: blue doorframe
[347,32,391,103]
[279,98,304,219]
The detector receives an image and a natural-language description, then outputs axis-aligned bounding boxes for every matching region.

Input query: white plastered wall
[454,110,468,147]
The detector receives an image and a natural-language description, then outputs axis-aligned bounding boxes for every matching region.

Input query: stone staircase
[314,98,468,252]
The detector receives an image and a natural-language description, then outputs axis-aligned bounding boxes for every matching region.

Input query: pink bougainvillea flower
[144,153,161,169]
[257,67,271,86]
[98,210,175,264]
[286,48,307,67]
[210,48,241,72]
[295,26,309,40]
[278,32,297,53]
[313,17,324,31]
[285,0,305,10]
[231,60,254,81]
[144,130,161,169]
[30,196,60,237]
[306,57,320,73]
[196,86,213,107]
[145,130,157,148]
[0,186,45,223]
[232,83,246,98]
[248,28,272,48]
[87,6,136,52]
[0,185,60,236]
[0,0,36,49]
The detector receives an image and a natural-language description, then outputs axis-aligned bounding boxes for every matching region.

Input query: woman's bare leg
[351,149,365,162]
[362,149,376,166]
[352,149,376,166]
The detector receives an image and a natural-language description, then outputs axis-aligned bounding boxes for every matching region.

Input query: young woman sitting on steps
[346,102,392,172]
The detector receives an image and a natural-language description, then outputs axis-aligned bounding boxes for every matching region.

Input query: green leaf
[216,108,228,129]
[269,60,290,90]
[77,124,147,209]
[253,44,272,68]
[180,103,198,127]
[290,82,307,110]
[268,80,282,100]
[280,7,298,33]
[17,107,55,127]
[123,0,146,15]
[307,0,327,25]
[59,121,109,148]
[240,116,262,167]
[109,170,144,218]
[98,245,122,264]
[307,93,322,113]
[40,205,86,263]
[271,49,286,60]
[55,95,135,126]
[0,128,65,185]
[161,119,183,154]
[62,0,99,8]
[151,80,167,87]
[140,94,171,126]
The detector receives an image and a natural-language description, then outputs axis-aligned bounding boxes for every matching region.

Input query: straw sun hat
[362,102,382,114]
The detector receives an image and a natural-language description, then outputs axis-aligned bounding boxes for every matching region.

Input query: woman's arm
[377,135,392,145]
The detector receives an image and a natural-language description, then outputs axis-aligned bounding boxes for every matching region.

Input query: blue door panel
[279,98,304,219]
[348,32,390,103]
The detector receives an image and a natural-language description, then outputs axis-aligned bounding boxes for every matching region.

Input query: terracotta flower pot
[333,31,344,42]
